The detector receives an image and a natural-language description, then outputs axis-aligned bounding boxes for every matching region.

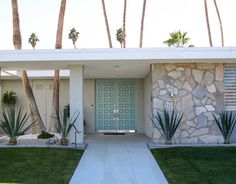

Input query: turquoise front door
[96,79,137,132]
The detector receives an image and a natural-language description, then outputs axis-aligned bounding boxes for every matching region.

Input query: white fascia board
[0,47,236,63]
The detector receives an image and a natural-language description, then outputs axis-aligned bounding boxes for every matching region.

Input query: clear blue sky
[0,0,235,50]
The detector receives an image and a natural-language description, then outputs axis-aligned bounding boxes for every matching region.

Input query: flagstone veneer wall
[151,63,224,144]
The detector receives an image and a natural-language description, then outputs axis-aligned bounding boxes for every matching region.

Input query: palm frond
[163,30,192,47]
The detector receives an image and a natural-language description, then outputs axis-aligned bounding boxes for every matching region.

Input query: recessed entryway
[95,79,137,133]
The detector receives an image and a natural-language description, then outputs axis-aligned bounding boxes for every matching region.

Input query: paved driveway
[70,134,168,184]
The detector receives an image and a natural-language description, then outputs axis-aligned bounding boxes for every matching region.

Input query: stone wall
[151,63,224,143]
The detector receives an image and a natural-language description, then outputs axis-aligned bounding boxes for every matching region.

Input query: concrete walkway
[69,134,168,184]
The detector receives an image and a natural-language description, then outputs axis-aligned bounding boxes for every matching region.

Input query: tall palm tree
[139,0,147,48]
[101,0,112,48]
[163,31,193,47]
[116,28,125,48]
[123,0,127,48]
[11,0,21,49]
[51,0,67,132]
[28,33,39,49]
[11,0,46,132]
[213,0,224,47]
[68,28,79,49]
[55,0,67,49]
[204,0,213,47]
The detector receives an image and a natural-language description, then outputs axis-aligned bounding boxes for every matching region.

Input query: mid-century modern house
[0,47,236,144]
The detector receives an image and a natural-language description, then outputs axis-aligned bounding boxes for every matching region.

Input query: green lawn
[0,148,83,184]
[151,147,236,184]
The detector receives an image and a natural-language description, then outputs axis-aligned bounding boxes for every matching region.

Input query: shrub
[1,91,17,108]
[37,131,54,139]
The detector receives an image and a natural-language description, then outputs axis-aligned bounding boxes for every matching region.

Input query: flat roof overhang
[0,47,236,79]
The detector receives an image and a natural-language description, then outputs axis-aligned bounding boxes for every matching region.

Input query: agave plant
[213,111,236,144]
[1,91,17,109]
[56,110,80,145]
[0,106,38,145]
[151,108,183,144]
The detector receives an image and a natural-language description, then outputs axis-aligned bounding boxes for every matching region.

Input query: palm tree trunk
[123,0,127,48]
[21,71,46,131]
[101,0,113,48]
[213,0,224,47]
[11,0,21,49]
[50,70,60,132]
[51,0,67,131]
[139,0,147,48]
[11,0,46,132]
[55,0,67,49]
[204,0,213,47]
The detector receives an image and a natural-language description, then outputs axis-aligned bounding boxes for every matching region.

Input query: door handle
[113,109,116,120]
[113,109,119,120]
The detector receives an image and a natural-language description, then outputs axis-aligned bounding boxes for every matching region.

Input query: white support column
[69,65,84,144]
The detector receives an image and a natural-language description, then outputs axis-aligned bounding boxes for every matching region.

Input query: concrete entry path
[69,134,168,184]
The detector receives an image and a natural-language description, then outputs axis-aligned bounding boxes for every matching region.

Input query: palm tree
[139,0,147,48]
[163,31,192,47]
[204,0,213,47]
[68,28,79,49]
[11,0,21,49]
[28,33,39,49]
[21,71,46,132]
[51,0,67,132]
[213,0,224,47]
[122,0,127,48]
[116,28,125,48]
[11,0,46,132]
[101,0,113,48]
[55,0,67,49]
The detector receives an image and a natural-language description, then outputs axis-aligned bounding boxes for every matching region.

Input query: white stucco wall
[136,79,145,133]
[144,73,153,138]
[0,79,69,132]
[84,79,95,133]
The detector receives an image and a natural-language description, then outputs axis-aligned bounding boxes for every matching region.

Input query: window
[224,67,236,111]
